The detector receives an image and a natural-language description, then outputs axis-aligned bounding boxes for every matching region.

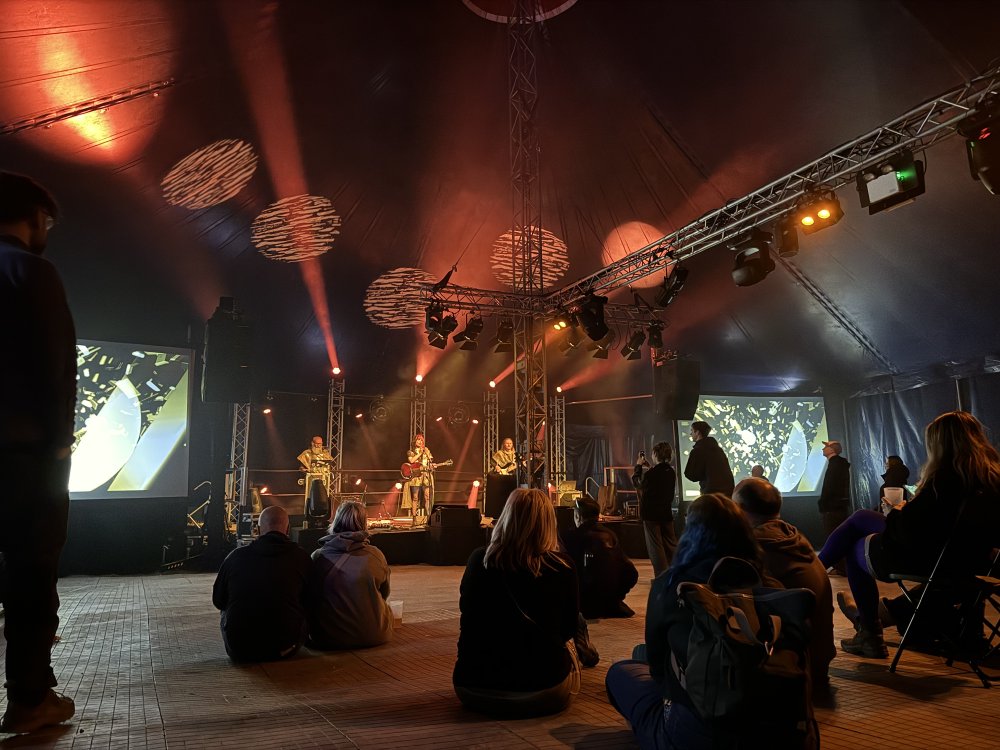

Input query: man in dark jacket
[734,477,836,689]
[683,421,735,496]
[212,506,312,662]
[818,440,851,573]
[631,441,677,577]
[0,173,77,735]
[561,496,638,618]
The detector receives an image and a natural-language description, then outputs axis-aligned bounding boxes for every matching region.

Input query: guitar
[400,458,453,480]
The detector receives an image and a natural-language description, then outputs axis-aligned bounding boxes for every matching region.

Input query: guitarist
[406,433,434,517]
[491,437,517,476]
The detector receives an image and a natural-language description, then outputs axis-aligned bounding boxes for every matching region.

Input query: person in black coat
[874,455,910,510]
[683,421,735,497]
[818,441,851,572]
[632,441,678,577]
[212,506,312,662]
[561,495,638,618]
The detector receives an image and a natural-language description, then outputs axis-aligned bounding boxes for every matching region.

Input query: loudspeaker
[485,474,517,518]
[202,298,253,403]
[653,358,700,419]
[429,504,482,528]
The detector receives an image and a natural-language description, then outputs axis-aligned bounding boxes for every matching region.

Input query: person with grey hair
[0,172,76,734]
[631,441,678,576]
[306,500,393,649]
[212,506,312,662]
[683,421,735,497]
[733,478,835,689]
[818,440,851,573]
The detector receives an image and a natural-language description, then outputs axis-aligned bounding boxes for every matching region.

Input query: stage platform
[10,565,996,749]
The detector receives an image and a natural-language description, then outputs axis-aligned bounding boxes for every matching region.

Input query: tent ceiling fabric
[1,0,998,399]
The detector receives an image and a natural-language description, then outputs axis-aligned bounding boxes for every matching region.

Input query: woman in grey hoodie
[307,501,394,649]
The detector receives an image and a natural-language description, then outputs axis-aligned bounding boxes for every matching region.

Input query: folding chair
[888,497,998,687]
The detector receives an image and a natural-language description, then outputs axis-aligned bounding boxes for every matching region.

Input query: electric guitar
[400,458,453,480]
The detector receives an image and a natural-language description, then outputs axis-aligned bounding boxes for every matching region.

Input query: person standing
[297,435,333,472]
[406,433,434,516]
[631,442,678,577]
[818,440,851,572]
[491,437,517,476]
[683,421,735,496]
[0,172,77,734]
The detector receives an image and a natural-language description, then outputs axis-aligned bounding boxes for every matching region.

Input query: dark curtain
[844,382,957,511]
[966,372,1000,446]
[567,424,612,495]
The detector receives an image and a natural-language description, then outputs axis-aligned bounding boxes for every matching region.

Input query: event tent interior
[2,0,999,572]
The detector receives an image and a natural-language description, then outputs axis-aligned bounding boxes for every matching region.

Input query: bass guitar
[400,458,453,480]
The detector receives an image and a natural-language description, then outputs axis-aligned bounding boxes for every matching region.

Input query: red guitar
[400,458,453,480]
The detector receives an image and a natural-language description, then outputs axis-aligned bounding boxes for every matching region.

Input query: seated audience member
[307,500,393,649]
[454,488,580,718]
[561,495,639,618]
[819,411,1000,658]
[874,454,910,510]
[750,465,766,479]
[212,506,311,662]
[733,478,835,688]
[606,494,813,749]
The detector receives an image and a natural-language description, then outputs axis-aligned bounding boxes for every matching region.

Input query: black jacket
[632,461,676,522]
[561,520,638,617]
[818,455,851,512]
[212,531,312,661]
[684,437,735,496]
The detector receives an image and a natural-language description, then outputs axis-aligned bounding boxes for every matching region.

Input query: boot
[574,613,600,667]
[841,624,889,659]
[0,690,75,734]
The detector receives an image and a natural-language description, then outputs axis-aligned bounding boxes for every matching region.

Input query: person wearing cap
[683,421,735,497]
[560,495,638,618]
[819,440,852,571]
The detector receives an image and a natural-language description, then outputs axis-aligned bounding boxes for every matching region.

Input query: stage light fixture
[587,331,614,359]
[331,366,342,376]
[472,418,480,424]
[647,322,664,350]
[395,482,403,490]
[370,396,391,423]
[576,293,609,341]
[794,191,843,234]
[493,318,515,353]
[473,479,481,488]
[424,303,458,349]
[558,318,583,356]
[960,97,1000,196]
[415,374,423,382]
[551,310,571,331]
[489,380,497,388]
[773,217,799,258]
[435,416,444,422]
[730,229,776,287]
[654,266,689,307]
[620,329,646,360]
[262,407,272,415]
[856,149,926,214]
[354,412,364,419]
[556,386,563,393]
[448,404,470,426]
[453,316,485,350]
[260,486,270,495]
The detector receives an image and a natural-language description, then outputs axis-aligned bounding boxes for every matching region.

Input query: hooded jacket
[212,531,312,661]
[683,436,735,496]
[307,530,393,649]
[752,518,835,683]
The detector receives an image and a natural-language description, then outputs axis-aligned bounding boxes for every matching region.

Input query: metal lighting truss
[410,381,427,442]
[508,1,549,488]
[230,402,252,544]
[483,388,500,477]
[548,393,567,489]
[326,377,345,494]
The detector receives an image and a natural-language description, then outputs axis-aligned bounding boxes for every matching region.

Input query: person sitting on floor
[453,488,581,718]
[733,477,835,689]
[606,493,814,750]
[306,500,393,649]
[819,411,1000,659]
[561,495,638,618]
[212,506,312,662]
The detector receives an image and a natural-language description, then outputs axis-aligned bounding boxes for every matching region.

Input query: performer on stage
[298,435,333,472]
[406,433,434,517]
[491,437,517,476]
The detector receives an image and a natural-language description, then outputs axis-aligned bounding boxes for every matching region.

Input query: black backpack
[672,557,819,749]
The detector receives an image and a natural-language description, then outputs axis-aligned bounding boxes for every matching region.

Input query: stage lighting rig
[654,266,689,307]
[587,330,616,360]
[453,316,485,350]
[773,216,799,258]
[731,229,775,287]
[960,93,1000,196]
[493,318,515,353]
[794,191,843,234]
[856,149,925,214]
[369,396,391,423]
[424,302,458,349]
[647,322,664,351]
[576,292,609,341]
[619,329,646,360]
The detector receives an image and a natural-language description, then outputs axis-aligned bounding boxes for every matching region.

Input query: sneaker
[611,601,636,618]
[0,690,75,734]
[836,591,860,628]
[841,629,889,659]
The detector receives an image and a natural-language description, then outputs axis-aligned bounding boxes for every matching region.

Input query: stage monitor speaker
[484,474,517,518]
[202,298,253,403]
[653,358,700,420]
[429,504,482,528]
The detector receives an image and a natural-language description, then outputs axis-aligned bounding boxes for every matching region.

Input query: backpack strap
[726,606,782,655]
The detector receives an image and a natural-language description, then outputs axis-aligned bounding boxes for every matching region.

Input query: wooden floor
[1,561,997,749]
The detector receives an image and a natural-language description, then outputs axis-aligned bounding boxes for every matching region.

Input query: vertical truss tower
[326,377,345,494]
[548,393,566,488]
[230,402,251,544]
[410,381,427,443]
[508,0,548,487]
[483,388,501,476]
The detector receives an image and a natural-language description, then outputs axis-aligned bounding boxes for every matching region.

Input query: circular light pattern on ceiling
[461,0,578,23]
[251,195,342,262]
[490,226,570,290]
[161,139,258,209]
[364,267,435,329]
